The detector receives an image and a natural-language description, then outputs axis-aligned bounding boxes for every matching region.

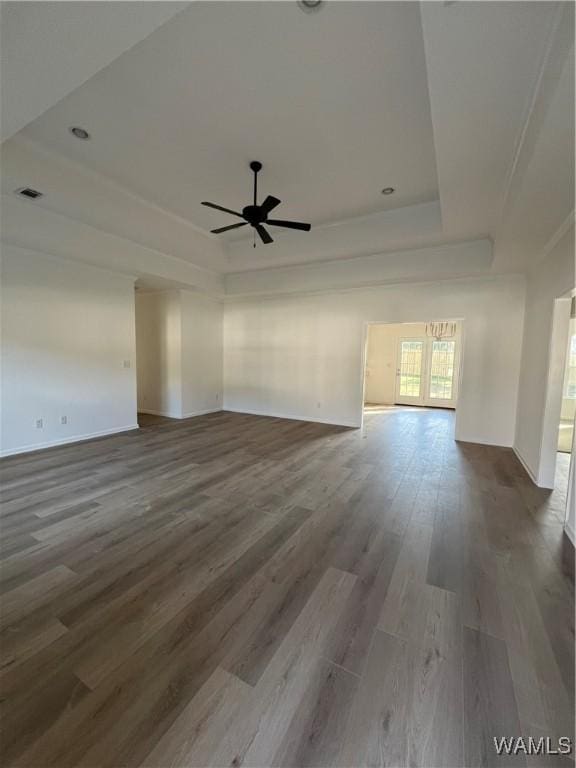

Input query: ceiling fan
[202,161,311,246]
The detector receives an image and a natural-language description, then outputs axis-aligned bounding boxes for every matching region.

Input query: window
[429,341,455,400]
[399,341,423,397]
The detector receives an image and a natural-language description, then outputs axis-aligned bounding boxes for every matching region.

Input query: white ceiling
[0,1,187,141]
[1,136,226,272]
[1,1,573,292]
[492,16,575,272]
[420,0,558,239]
[19,2,438,233]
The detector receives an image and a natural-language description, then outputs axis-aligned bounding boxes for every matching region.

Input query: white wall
[1,245,137,456]
[135,290,182,418]
[135,289,223,419]
[224,275,526,445]
[181,291,223,417]
[514,224,575,485]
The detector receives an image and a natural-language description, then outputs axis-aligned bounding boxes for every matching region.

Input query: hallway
[1,408,574,766]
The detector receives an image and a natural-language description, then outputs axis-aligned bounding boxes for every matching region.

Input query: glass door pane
[399,341,424,398]
[429,340,455,400]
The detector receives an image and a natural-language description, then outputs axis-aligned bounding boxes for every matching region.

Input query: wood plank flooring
[0,407,574,767]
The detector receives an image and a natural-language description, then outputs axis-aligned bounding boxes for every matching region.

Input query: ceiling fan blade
[211,222,248,234]
[260,195,281,214]
[255,224,273,244]
[201,201,244,218]
[267,219,311,231]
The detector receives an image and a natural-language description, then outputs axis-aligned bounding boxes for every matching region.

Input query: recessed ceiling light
[69,126,90,140]
[381,187,395,195]
[297,0,323,13]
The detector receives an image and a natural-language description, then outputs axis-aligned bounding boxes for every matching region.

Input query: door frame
[360,319,465,431]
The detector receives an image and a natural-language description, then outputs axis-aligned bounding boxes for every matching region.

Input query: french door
[395,337,459,408]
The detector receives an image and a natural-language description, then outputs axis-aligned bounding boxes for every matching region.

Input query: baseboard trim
[138,408,222,419]
[456,436,513,448]
[181,408,222,418]
[138,408,181,418]
[223,407,358,429]
[512,446,543,486]
[0,424,140,458]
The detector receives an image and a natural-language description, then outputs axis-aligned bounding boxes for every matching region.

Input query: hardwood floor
[0,408,573,767]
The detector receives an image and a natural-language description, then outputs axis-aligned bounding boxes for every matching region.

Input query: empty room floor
[1,409,574,767]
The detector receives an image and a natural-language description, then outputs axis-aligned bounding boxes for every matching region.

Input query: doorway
[536,291,576,552]
[558,309,576,453]
[538,293,575,489]
[363,321,462,411]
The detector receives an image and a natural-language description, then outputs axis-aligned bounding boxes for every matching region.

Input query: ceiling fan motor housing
[243,205,266,225]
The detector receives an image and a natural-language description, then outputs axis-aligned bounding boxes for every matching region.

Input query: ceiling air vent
[15,187,43,200]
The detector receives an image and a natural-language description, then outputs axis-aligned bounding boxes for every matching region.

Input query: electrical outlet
[316,402,321,409]
[35,418,43,429]
[123,360,131,369]
[61,415,67,425]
